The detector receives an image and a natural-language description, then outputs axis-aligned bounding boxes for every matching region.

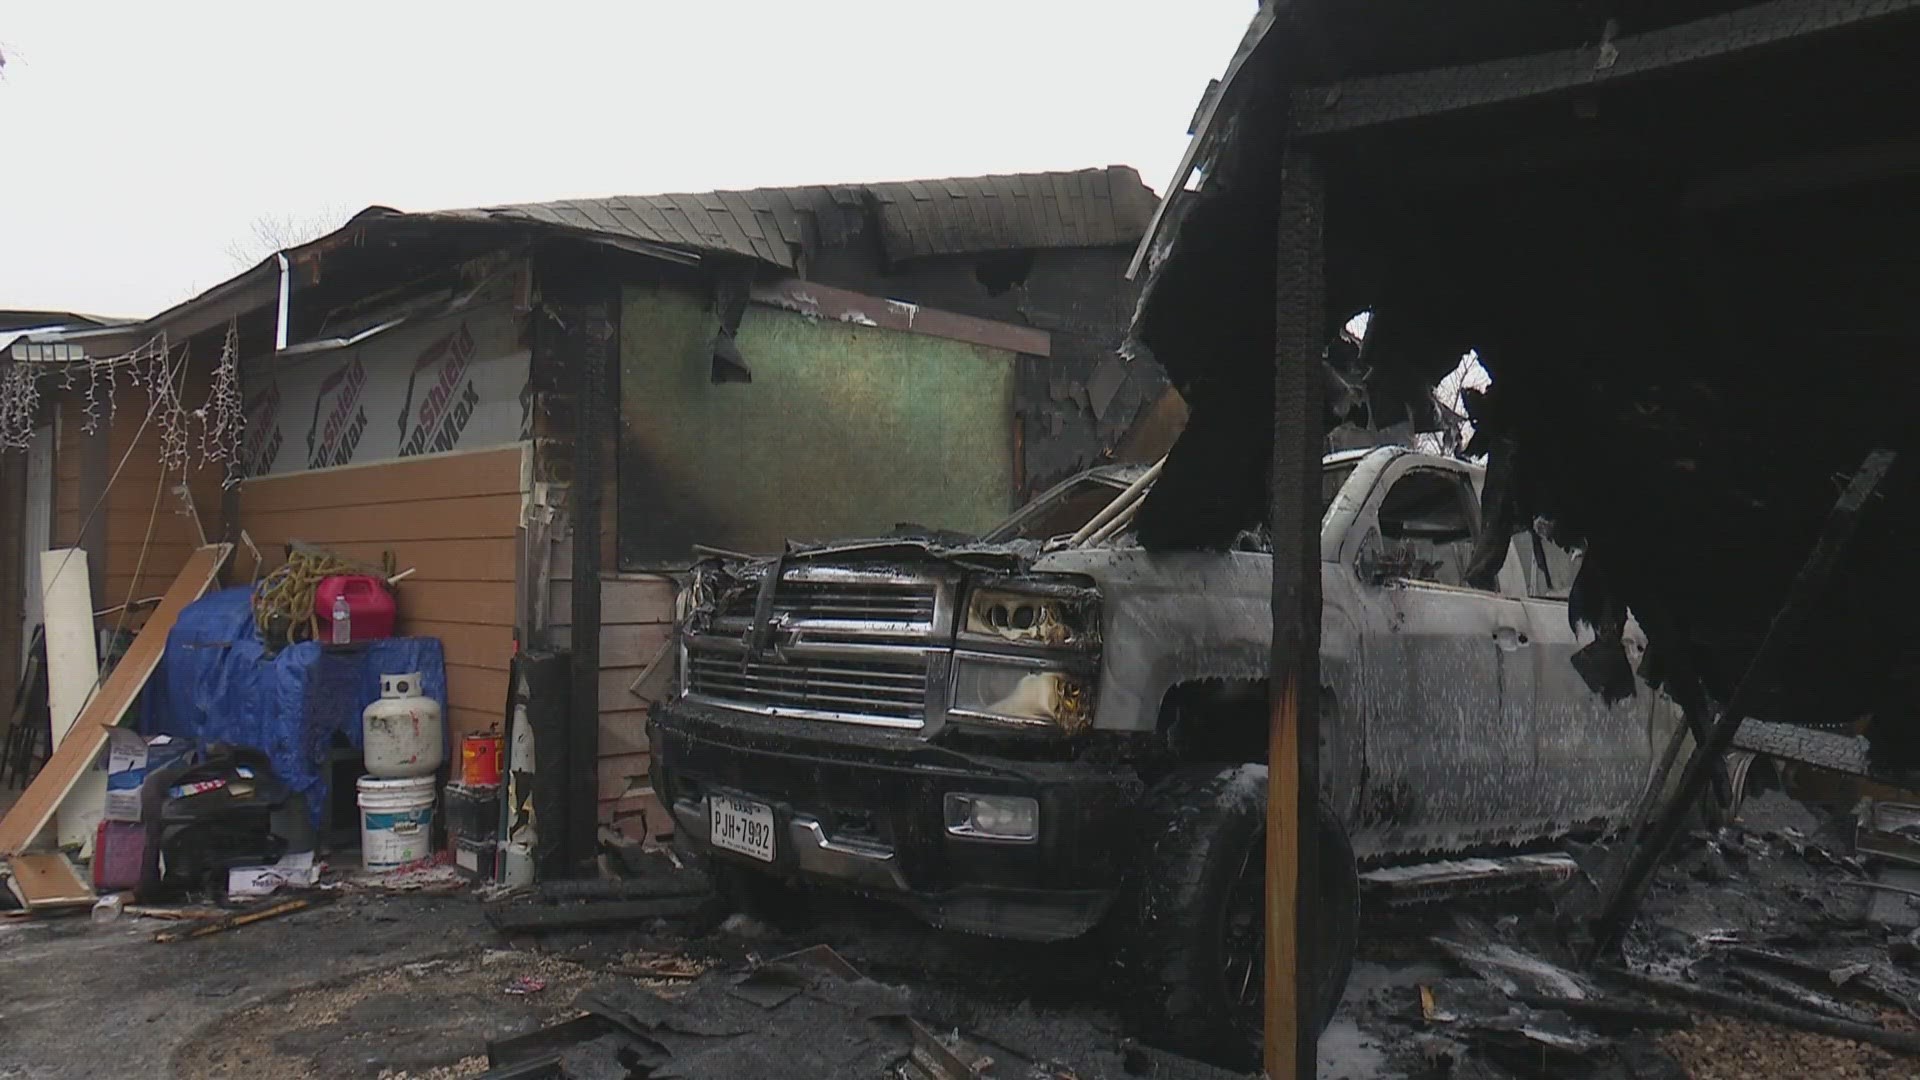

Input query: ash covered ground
[5,787,1920,1079]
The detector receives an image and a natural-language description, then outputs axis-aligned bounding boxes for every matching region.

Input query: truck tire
[1113,764,1359,1071]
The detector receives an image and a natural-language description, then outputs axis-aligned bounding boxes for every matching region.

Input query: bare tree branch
[224,206,354,268]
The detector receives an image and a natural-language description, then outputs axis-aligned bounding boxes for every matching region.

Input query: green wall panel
[618,285,1015,564]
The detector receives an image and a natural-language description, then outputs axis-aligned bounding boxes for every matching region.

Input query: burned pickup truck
[649,446,1681,1064]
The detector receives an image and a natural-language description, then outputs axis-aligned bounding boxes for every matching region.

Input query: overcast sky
[0,1,1253,321]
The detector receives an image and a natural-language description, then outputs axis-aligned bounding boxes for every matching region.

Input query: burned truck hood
[769,535,1050,573]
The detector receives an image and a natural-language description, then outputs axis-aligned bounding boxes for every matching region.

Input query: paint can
[461,733,504,786]
[357,774,437,871]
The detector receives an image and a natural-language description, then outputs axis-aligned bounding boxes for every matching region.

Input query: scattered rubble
[1294,786,1920,1079]
[173,948,602,1080]
[485,944,1244,1080]
[18,759,1920,1079]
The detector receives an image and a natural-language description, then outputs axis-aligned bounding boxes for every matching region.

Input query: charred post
[547,288,619,876]
[1268,145,1328,1080]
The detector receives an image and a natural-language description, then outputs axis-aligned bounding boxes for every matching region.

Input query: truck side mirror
[1354,528,1397,586]
[1355,548,1396,587]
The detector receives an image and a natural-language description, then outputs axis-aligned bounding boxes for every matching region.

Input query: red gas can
[315,575,397,643]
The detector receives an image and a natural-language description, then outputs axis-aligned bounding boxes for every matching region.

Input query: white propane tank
[361,672,444,778]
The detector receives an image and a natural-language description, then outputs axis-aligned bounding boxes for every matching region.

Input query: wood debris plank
[5,851,95,910]
[0,543,232,855]
[153,894,331,943]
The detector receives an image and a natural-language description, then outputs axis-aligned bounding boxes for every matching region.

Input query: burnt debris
[1130,0,1920,761]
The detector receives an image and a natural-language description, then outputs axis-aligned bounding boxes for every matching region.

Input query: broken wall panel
[804,246,1169,502]
[617,285,1017,566]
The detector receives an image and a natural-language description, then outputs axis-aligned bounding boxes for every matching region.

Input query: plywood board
[41,548,107,853]
[37,549,97,744]
[5,852,95,910]
[0,543,232,855]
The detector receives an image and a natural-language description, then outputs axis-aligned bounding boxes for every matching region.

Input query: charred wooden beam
[1587,449,1898,961]
[539,286,620,878]
[1599,964,1920,1056]
[1289,0,1920,138]
[1685,138,1920,210]
[485,895,707,933]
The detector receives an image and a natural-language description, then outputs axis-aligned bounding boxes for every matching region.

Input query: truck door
[1511,527,1658,829]
[1344,459,1540,857]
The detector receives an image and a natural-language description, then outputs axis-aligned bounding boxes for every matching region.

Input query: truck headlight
[945,793,1039,842]
[949,655,1094,734]
[963,585,1098,650]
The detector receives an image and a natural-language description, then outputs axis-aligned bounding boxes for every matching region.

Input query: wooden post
[1268,145,1328,1080]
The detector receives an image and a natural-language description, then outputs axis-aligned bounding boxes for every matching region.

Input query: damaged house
[0,165,1170,863]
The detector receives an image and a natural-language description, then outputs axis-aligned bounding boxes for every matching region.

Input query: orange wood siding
[546,545,675,842]
[237,445,527,744]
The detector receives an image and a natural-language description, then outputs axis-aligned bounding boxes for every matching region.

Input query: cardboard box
[227,851,322,898]
[104,732,188,821]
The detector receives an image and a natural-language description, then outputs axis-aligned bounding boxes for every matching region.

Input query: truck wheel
[1113,764,1359,1071]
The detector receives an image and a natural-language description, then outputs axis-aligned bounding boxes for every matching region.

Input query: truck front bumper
[649,699,1144,941]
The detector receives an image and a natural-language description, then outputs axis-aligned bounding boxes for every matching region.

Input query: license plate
[709,795,776,862]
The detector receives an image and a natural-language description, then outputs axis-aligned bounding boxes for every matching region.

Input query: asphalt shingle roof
[418,165,1157,269]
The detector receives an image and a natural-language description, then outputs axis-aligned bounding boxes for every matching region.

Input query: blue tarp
[141,588,449,829]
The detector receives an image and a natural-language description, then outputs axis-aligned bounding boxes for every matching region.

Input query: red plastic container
[93,820,147,892]
[314,575,397,643]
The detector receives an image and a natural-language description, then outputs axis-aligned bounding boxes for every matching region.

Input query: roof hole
[975,251,1035,297]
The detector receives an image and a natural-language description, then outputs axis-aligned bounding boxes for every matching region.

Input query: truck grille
[720,579,937,627]
[686,565,954,730]
[685,650,929,722]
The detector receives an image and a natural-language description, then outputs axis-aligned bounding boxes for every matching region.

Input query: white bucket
[357,774,437,871]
